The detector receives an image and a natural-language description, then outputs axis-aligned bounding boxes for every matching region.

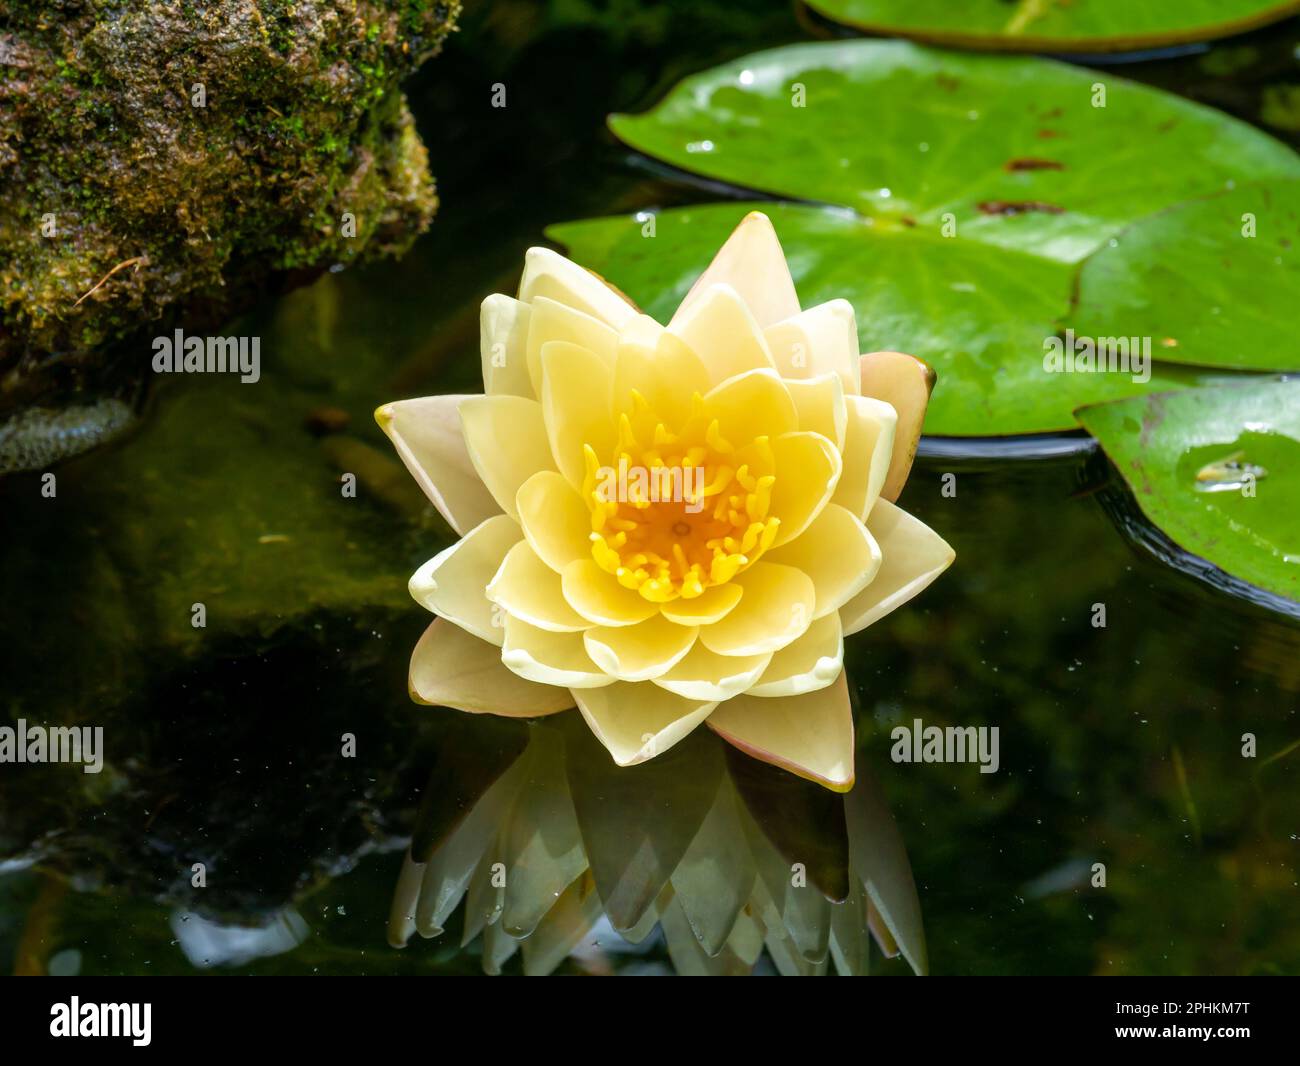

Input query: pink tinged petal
[784,372,847,450]
[574,682,717,766]
[501,616,615,689]
[703,367,798,449]
[518,246,638,331]
[858,351,936,502]
[832,394,897,521]
[409,514,521,646]
[524,296,618,398]
[516,470,591,572]
[707,671,855,792]
[698,561,814,657]
[459,394,558,520]
[764,299,860,396]
[651,641,771,702]
[408,618,574,716]
[480,294,533,398]
[560,559,660,627]
[768,431,842,546]
[540,341,616,489]
[487,541,589,632]
[839,499,955,636]
[659,582,742,626]
[766,503,881,618]
[668,283,776,384]
[583,615,699,682]
[668,210,800,330]
[747,611,843,698]
[375,396,500,536]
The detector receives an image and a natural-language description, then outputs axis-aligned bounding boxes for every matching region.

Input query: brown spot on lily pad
[1005,157,1065,172]
[977,200,1065,216]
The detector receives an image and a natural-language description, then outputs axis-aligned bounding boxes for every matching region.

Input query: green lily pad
[554,41,1300,435]
[550,201,1210,436]
[1077,380,1300,609]
[1071,180,1300,372]
[805,0,1300,54]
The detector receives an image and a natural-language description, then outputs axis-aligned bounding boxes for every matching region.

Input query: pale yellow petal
[375,396,500,536]
[766,503,881,618]
[516,470,591,572]
[660,582,743,626]
[480,294,533,398]
[707,671,854,791]
[560,559,660,627]
[668,211,800,330]
[703,368,797,449]
[540,340,616,489]
[858,351,935,502]
[487,541,589,632]
[518,246,637,331]
[668,283,776,384]
[459,394,558,520]
[784,373,847,450]
[409,514,521,645]
[409,618,574,716]
[769,431,842,546]
[612,319,711,429]
[583,615,699,682]
[763,299,859,396]
[651,642,771,702]
[574,682,716,766]
[698,561,814,657]
[501,616,615,689]
[840,499,955,635]
[833,394,896,521]
[747,612,843,698]
[525,296,618,398]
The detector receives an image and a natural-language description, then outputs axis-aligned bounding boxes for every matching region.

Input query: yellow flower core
[582,391,781,603]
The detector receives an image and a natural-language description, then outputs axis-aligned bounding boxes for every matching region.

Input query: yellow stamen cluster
[583,392,780,602]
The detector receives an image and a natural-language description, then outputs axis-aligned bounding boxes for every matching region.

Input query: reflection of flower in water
[377,212,953,789]
[388,714,925,976]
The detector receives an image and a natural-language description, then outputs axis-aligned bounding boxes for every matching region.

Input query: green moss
[0,0,461,423]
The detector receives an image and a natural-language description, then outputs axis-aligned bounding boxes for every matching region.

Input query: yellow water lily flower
[377,211,954,791]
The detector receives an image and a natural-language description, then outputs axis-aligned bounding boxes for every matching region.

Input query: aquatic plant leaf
[1077,380,1300,610]
[563,714,723,931]
[805,0,1300,53]
[844,757,928,975]
[552,41,1300,435]
[1071,181,1300,372]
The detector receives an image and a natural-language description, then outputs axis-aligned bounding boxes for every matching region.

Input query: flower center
[582,393,781,603]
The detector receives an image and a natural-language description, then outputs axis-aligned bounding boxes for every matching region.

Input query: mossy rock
[0,0,460,465]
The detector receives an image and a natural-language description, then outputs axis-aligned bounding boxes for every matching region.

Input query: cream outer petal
[574,682,717,766]
[409,618,574,716]
[707,670,855,791]
[408,514,521,646]
[839,499,955,636]
[375,396,501,536]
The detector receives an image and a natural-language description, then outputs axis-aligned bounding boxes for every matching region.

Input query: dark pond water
[1,2,1298,975]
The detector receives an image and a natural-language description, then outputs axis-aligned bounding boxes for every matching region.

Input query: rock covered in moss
[0,0,459,431]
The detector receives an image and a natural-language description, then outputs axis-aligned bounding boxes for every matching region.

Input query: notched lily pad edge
[1074,385,1300,621]
[802,0,1300,56]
